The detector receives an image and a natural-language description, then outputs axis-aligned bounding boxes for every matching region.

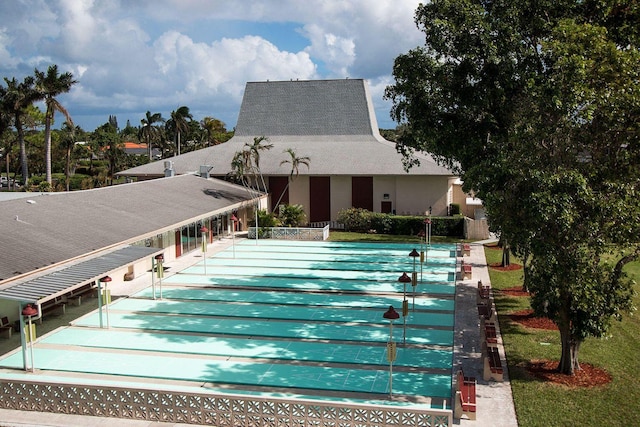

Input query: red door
[309,176,331,223]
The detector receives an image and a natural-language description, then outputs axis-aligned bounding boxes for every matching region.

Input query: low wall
[0,380,453,426]
[248,225,329,240]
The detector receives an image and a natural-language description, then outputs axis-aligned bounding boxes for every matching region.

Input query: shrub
[337,208,372,232]
[338,208,464,237]
[277,204,308,227]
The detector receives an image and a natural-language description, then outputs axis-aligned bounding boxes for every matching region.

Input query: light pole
[417,229,425,281]
[100,276,112,329]
[231,214,238,258]
[409,249,419,311]
[200,225,209,275]
[155,254,164,299]
[398,273,411,345]
[22,304,38,372]
[383,306,400,398]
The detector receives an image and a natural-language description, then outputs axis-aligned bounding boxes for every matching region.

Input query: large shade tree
[385,0,640,374]
[35,65,77,185]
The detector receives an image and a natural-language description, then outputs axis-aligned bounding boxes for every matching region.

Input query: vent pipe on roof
[199,165,213,178]
[164,161,174,177]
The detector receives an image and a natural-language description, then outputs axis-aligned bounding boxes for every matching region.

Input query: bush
[337,208,372,232]
[337,207,464,237]
[277,204,307,227]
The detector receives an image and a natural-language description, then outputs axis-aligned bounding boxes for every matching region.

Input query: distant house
[123,141,161,159]
[118,79,470,222]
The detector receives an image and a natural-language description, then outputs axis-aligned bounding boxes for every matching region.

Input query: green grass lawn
[328,231,465,244]
[485,244,640,427]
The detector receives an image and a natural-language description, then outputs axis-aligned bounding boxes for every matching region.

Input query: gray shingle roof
[118,79,454,178]
[235,79,379,136]
[0,175,255,283]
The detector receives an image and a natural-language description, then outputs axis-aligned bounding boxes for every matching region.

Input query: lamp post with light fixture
[200,226,209,275]
[231,214,238,258]
[155,254,164,299]
[417,229,425,281]
[398,273,411,345]
[408,249,419,311]
[383,306,400,397]
[21,304,38,372]
[99,276,112,328]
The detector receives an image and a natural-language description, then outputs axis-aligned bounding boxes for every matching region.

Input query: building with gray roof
[0,174,262,320]
[119,79,467,222]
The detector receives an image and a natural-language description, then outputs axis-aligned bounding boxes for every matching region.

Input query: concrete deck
[0,237,518,427]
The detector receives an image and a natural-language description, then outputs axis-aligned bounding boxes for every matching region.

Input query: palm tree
[274,148,311,211]
[228,151,249,187]
[200,117,227,146]
[35,65,77,185]
[244,136,273,192]
[139,111,164,161]
[4,75,41,187]
[60,121,83,191]
[166,106,192,156]
[0,85,14,187]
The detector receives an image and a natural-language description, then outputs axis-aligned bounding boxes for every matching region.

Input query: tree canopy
[385,0,640,374]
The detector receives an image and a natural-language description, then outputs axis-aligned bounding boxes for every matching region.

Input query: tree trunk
[557,308,581,375]
[522,251,530,293]
[45,114,53,185]
[272,178,291,213]
[16,120,28,187]
[65,146,71,191]
[501,239,510,267]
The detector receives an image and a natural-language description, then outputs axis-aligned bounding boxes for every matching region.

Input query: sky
[0,0,425,132]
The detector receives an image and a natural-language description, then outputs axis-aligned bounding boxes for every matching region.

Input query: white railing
[248,224,330,240]
[0,380,453,426]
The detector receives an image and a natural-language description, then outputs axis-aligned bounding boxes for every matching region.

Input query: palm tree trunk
[273,179,291,213]
[65,145,71,191]
[45,114,53,184]
[16,120,29,187]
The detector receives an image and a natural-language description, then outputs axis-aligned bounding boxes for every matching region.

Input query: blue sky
[0,0,425,132]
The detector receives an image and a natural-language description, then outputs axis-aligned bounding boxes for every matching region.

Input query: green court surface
[0,240,458,407]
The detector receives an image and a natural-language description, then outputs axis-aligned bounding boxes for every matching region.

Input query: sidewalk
[0,237,518,427]
[453,240,518,426]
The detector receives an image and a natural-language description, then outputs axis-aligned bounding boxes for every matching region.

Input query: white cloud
[302,24,355,76]
[153,32,317,101]
[0,0,425,130]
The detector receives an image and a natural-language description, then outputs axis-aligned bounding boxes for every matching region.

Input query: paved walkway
[454,241,518,427]
[0,237,518,427]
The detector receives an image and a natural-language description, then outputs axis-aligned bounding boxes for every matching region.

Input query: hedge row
[337,208,464,237]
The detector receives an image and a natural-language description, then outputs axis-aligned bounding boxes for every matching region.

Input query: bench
[463,243,471,256]
[454,369,477,420]
[66,284,97,306]
[0,317,12,338]
[477,280,490,300]
[40,299,66,321]
[477,297,497,323]
[461,261,472,280]
[483,346,504,382]
[481,321,499,355]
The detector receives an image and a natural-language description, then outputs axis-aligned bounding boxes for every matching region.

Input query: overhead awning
[0,246,163,305]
